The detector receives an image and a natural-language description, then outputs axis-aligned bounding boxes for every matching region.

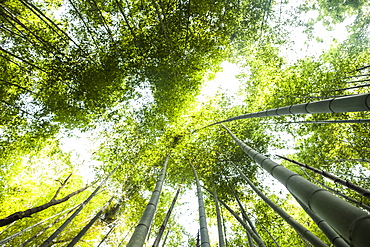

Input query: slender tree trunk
[192,164,212,247]
[277,155,370,199]
[40,155,128,247]
[0,205,79,246]
[127,155,169,247]
[67,196,115,246]
[216,196,266,247]
[161,228,171,247]
[207,93,370,128]
[224,125,370,247]
[22,204,81,247]
[213,187,225,247]
[97,222,117,247]
[246,232,255,247]
[152,184,181,247]
[190,162,210,247]
[0,184,89,227]
[234,166,327,247]
[230,185,260,239]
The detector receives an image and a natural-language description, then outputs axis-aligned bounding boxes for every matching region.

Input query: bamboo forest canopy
[0,0,369,246]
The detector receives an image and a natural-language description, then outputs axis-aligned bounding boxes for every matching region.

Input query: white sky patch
[59,129,103,183]
[197,61,244,104]
[278,10,356,64]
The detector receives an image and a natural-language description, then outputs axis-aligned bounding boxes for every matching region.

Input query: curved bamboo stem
[224,125,370,247]
[277,155,370,199]
[234,166,327,247]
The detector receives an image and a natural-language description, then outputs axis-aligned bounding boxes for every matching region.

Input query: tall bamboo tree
[40,159,125,247]
[213,187,225,247]
[152,183,181,247]
[277,155,370,199]
[67,196,115,246]
[207,93,370,128]
[223,125,370,247]
[190,162,210,247]
[234,166,327,247]
[127,155,169,247]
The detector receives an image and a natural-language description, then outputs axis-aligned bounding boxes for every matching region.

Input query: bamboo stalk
[224,125,370,247]
[127,155,169,247]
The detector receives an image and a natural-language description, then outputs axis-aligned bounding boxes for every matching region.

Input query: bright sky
[197,61,242,102]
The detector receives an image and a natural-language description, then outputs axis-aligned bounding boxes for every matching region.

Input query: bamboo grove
[0,0,370,246]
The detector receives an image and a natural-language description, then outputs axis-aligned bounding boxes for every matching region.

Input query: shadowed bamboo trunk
[293,195,350,247]
[40,157,127,247]
[301,168,370,212]
[152,183,181,247]
[190,162,211,247]
[67,196,115,246]
[127,155,169,247]
[97,223,117,247]
[206,93,370,128]
[234,166,327,247]
[0,175,88,227]
[213,187,225,247]
[216,196,265,247]
[277,155,370,199]
[0,205,79,246]
[224,125,370,247]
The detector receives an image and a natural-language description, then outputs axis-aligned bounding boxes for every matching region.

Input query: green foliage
[1,0,369,246]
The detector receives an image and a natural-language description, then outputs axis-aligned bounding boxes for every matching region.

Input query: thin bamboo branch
[302,169,370,212]
[277,155,370,199]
